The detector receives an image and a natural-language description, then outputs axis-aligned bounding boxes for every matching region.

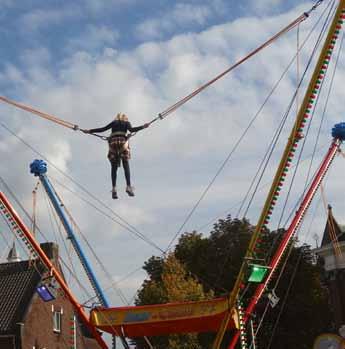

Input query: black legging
[111,159,131,187]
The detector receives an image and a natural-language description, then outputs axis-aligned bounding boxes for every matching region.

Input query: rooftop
[0,260,42,334]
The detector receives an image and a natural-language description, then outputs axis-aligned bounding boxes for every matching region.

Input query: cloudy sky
[1,0,345,345]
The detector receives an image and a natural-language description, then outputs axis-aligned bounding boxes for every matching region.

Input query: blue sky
[0,0,304,75]
[1,0,345,347]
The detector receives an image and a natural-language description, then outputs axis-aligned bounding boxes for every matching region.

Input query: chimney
[7,242,21,262]
[40,242,59,266]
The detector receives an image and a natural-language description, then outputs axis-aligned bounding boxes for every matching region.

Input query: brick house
[0,241,101,349]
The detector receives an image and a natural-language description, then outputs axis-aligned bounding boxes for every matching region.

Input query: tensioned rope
[210,3,331,326]
[0,177,132,348]
[67,3,331,307]
[249,170,335,348]
[251,175,328,344]
[244,0,335,225]
[251,26,342,341]
[53,189,129,305]
[0,121,164,253]
[148,16,309,123]
[164,0,331,253]
[279,13,342,232]
[241,0,336,264]
[0,1,324,139]
[185,0,334,234]
[43,187,84,291]
[0,1,328,273]
[274,7,337,232]
[147,0,326,126]
[31,181,39,236]
[195,142,329,233]
[0,95,78,129]
[0,176,92,298]
[0,187,80,349]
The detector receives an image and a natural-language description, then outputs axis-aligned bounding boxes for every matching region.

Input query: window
[53,311,62,333]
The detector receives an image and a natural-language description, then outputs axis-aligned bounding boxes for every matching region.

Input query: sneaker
[112,189,118,199]
[126,186,135,197]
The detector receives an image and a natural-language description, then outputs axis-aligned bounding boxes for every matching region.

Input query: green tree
[135,254,213,348]
[174,217,255,295]
[257,244,331,349]
[135,216,332,348]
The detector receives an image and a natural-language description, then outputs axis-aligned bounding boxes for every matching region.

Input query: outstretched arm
[128,122,150,133]
[85,122,113,134]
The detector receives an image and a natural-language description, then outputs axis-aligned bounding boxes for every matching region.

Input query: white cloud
[83,0,137,15]
[135,3,213,40]
[20,47,52,67]
[249,0,285,12]
[1,1,342,308]
[66,25,120,53]
[19,7,80,33]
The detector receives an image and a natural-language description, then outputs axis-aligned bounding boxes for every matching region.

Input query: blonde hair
[115,113,128,122]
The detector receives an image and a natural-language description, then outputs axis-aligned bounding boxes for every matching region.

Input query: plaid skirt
[107,136,131,162]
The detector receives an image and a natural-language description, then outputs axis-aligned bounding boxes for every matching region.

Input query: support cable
[212,2,334,290]
[301,28,345,200]
[253,192,324,342]
[31,181,40,237]
[0,179,128,348]
[0,1,322,138]
[195,142,328,233]
[0,199,77,349]
[52,188,129,305]
[43,188,84,291]
[227,2,345,344]
[275,10,338,232]
[0,177,95,300]
[266,252,303,349]
[253,35,343,342]
[148,0,326,126]
[49,175,163,254]
[235,7,327,219]
[244,0,335,223]
[279,19,342,233]
[0,121,164,254]
[165,0,332,253]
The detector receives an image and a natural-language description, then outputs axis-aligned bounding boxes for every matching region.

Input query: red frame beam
[228,139,341,349]
[0,192,108,349]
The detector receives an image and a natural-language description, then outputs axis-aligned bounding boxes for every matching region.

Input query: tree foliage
[134,216,332,348]
[135,254,213,348]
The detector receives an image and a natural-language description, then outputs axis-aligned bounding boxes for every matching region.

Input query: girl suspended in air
[84,113,149,199]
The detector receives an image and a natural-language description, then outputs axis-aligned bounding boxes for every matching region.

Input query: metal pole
[30,160,129,349]
[250,319,256,349]
[30,160,109,307]
[212,2,345,347]
[228,138,342,349]
[0,192,108,349]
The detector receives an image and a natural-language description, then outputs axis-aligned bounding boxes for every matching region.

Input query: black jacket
[89,120,145,135]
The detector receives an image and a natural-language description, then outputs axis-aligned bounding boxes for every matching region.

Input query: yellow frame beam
[212,1,345,348]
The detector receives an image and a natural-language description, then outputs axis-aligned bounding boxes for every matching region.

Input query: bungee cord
[0,1,325,140]
[0,95,78,129]
[164,0,333,253]
[0,1,336,347]
[146,1,326,126]
[0,0,327,306]
[0,121,164,254]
